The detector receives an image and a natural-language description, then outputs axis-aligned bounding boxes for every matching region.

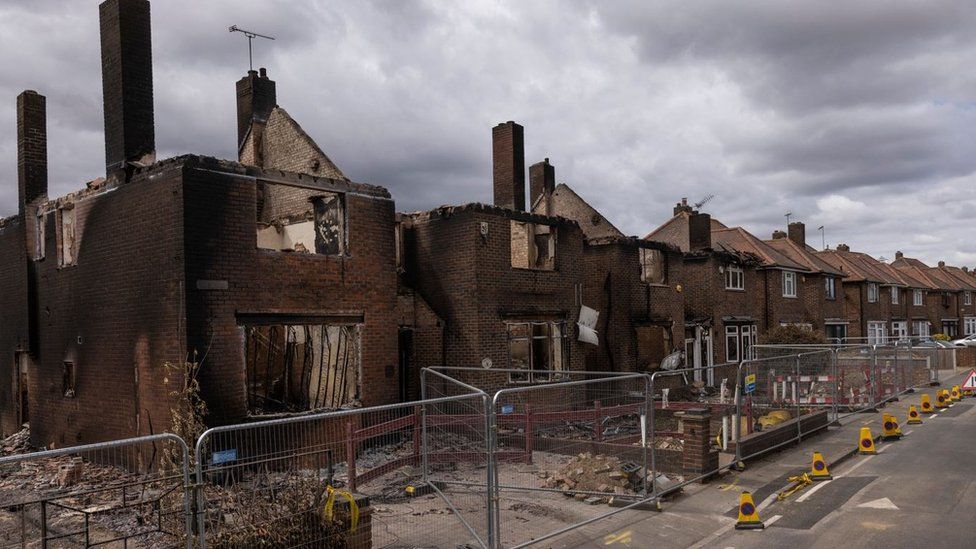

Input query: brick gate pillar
[679,408,719,482]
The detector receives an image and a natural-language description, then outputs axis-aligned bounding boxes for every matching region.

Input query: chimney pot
[688,212,711,251]
[492,121,525,211]
[895,251,904,259]
[673,198,694,216]
[837,243,850,252]
[529,158,555,215]
[938,261,946,267]
[17,90,48,216]
[259,67,267,78]
[772,230,787,239]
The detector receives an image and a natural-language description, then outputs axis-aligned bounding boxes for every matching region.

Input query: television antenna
[694,194,715,210]
[785,211,792,225]
[229,25,276,71]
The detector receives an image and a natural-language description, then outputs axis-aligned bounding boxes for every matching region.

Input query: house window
[507,321,568,382]
[913,320,930,338]
[511,221,556,270]
[914,290,924,306]
[33,213,46,260]
[782,271,797,298]
[867,321,886,345]
[56,206,77,267]
[867,283,878,303]
[966,292,972,306]
[636,324,672,370]
[741,325,756,361]
[942,292,950,308]
[825,277,836,300]
[639,248,666,284]
[725,265,744,290]
[891,321,908,341]
[891,287,899,305]
[725,325,740,362]
[825,323,847,342]
[256,191,346,255]
[62,361,76,398]
[965,317,976,335]
[244,323,361,414]
[943,321,959,339]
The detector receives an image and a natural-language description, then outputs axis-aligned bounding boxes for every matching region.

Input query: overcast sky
[1,0,974,266]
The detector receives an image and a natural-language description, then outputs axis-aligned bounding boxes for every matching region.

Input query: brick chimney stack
[895,251,904,260]
[99,0,156,180]
[236,68,277,150]
[837,244,850,252]
[17,90,47,216]
[529,158,555,214]
[787,222,805,247]
[674,198,694,216]
[492,121,525,211]
[688,212,711,251]
[772,230,787,239]
[938,261,946,267]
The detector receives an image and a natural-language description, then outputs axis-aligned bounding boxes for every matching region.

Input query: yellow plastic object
[920,394,934,414]
[858,426,877,455]
[810,452,832,481]
[735,491,765,530]
[323,485,360,532]
[907,405,923,425]
[935,390,949,409]
[881,413,902,441]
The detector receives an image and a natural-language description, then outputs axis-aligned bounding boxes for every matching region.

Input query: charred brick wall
[0,220,29,435]
[29,163,185,447]
[181,159,398,424]
[403,206,585,390]
[581,242,685,374]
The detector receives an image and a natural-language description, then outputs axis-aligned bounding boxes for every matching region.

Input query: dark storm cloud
[0,1,973,266]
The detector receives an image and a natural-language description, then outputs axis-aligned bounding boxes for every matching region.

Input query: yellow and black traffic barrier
[881,413,901,440]
[951,385,961,402]
[935,390,948,409]
[810,452,832,481]
[735,491,765,530]
[920,394,934,413]
[907,405,923,425]
[858,426,877,455]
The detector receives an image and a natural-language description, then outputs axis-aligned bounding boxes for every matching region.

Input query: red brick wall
[181,159,399,424]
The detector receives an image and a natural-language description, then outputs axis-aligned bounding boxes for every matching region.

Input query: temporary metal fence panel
[0,433,192,549]
[194,392,490,549]
[490,373,651,549]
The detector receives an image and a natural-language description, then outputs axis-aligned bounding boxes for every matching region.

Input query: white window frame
[867,283,879,303]
[913,289,924,306]
[966,292,973,306]
[825,277,836,300]
[891,321,908,342]
[867,321,886,345]
[782,271,797,298]
[965,317,976,336]
[725,325,740,363]
[890,287,899,305]
[725,265,744,291]
[913,320,930,338]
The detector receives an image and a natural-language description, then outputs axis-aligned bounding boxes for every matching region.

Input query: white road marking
[857,497,899,510]
[765,514,783,526]
[796,480,830,502]
[876,446,888,454]
[903,430,914,436]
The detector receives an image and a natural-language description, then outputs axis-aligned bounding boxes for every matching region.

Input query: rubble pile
[0,426,31,456]
[541,453,639,501]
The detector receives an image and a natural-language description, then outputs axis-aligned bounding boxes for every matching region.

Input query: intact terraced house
[0,0,399,447]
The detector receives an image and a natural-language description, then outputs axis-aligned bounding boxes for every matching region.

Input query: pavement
[543,368,976,549]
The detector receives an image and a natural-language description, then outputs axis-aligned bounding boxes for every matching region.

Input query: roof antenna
[694,194,714,210]
[785,211,792,225]
[229,25,276,71]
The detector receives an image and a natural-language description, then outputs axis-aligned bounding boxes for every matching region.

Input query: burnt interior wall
[181,163,398,424]
[0,220,29,435]
[29,164,186,447]
[581,243,685,374]
[404,208,586,388]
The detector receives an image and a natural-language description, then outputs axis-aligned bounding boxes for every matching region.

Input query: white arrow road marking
[857,497,899,510]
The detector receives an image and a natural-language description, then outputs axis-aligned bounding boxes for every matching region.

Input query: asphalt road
[709,400,976,548]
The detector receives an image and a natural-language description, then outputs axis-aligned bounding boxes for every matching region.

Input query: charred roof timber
[99,0,156,181]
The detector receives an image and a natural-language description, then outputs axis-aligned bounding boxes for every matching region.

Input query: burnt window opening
[394,222,404,273]
[511,221,556,270]
[256,189,346,256]
[56,205,76,267]
[32,213,46,261]
[245,324,360,415]
[507,321,568,383]
[636,324,672,370]
[62,361,76,398]
[639,248,666,284]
